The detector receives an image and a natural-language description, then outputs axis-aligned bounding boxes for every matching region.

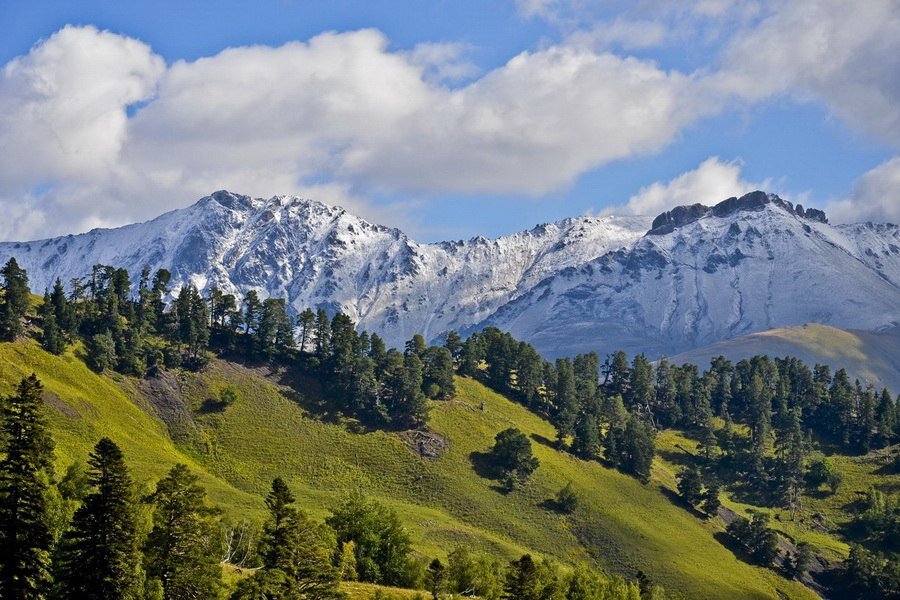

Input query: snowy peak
[0,189,897,359]
[648,191,828,236]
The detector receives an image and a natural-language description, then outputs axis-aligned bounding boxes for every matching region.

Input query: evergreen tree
[677,466,703,506]
[53,438,142,600]
[702,484,721,517]
[37,292,64,355]
[0,374,55,600]
[622,415,655,483]
[503,554,540,600]
[422,346,456,400]
[297,308,316,353]
[144,464,222,600]
[326,492,412,587]
[443,330,463,366]
[425,558,447,600]
[235,478,341,599]
[86,330,117,373]
[0,257,30,341]
[553,359,578,444]
[571,413,600,460]
[489,428,539,488]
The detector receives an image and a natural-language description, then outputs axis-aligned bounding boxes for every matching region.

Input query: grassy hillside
[0,340,819,599]
[154,356,814,598]
[0,341,259,514]
[668,323,900,393]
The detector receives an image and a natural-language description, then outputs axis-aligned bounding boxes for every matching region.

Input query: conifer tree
[296,308,316,353]
[234,478,341,599]
[53,438,142,600]
[37,292,64,355]
[144,464,222,600]
[425,558,447,600]
[0,374,55,599]
[677,466,703,506]
[0,257,31,341]
[503,554,540,600]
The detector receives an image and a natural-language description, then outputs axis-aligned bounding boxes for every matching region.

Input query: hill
[667,323,900,393]
[0,339,818,599]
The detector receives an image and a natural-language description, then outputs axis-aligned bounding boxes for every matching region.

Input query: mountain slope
[478,193,900,357]
[0,191,649,348]
[666,323,900,392]
[0,339,816,599]
[1,190,899,359]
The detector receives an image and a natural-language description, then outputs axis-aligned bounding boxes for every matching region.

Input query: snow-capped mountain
[1,190,898,358]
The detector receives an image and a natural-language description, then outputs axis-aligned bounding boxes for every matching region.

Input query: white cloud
[0,25,163,189]
[0,25,716,240]
[716,0,900,144]
[602,156,767,216]
[826,157,900,224]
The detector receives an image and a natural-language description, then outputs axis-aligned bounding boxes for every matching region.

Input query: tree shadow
[659,486,708,519]
[530,433,557,449]
[468,450,512,494]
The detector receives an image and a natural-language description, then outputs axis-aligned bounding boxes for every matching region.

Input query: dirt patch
[133,370,196,443]
[42,391,80,419]
[400,429,449,459]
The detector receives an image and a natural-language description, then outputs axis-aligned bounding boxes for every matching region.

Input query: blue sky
[0,0,898,241]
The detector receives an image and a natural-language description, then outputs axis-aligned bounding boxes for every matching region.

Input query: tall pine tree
[0,374,55,600]
[144,464,222,600]
[53,438,142,600]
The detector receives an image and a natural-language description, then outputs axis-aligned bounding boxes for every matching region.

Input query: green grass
[172,362,814,599]
[0,340,260,515]
[0,340,819,599]
[655,425,900,564]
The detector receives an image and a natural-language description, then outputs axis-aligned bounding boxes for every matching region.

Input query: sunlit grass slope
[668,323,900,393]
[175,361,815,599]
[0,340,259,514]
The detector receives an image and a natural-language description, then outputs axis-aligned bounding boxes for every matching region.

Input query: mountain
[2,190,899,358]
[666,323,900,393]
[475,192,900,357]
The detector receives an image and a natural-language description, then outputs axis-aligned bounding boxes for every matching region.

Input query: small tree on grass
[702,484,722,517]
[555,482,579,514]
[489,428,539,490]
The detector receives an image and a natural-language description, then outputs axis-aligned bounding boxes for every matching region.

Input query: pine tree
[425,558,447,600]
[296,308,316,353]
[677,466,703,506]
[553,359,578,444]
[144,464,222,600]
[0,374,55,599]
[37,292,64,355]
[571,413,600,460]
[53,438,142,600]
[702,484,721,517]
[235,478,341,599]
[623,415,655,483]
[503,554,540,600]
[0,257,30,341]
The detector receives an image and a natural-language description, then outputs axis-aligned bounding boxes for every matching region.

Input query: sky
[0,0,898,242]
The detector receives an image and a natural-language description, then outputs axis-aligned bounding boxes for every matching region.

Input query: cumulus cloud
[0,25,716,240]
[602,156,767,216]
[716,0,900,144]
[826,157,900,224]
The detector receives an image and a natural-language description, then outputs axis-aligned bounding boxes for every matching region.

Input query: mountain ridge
[2,189,899,358]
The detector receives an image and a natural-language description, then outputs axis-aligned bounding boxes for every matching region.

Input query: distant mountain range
[2,190,899,362]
